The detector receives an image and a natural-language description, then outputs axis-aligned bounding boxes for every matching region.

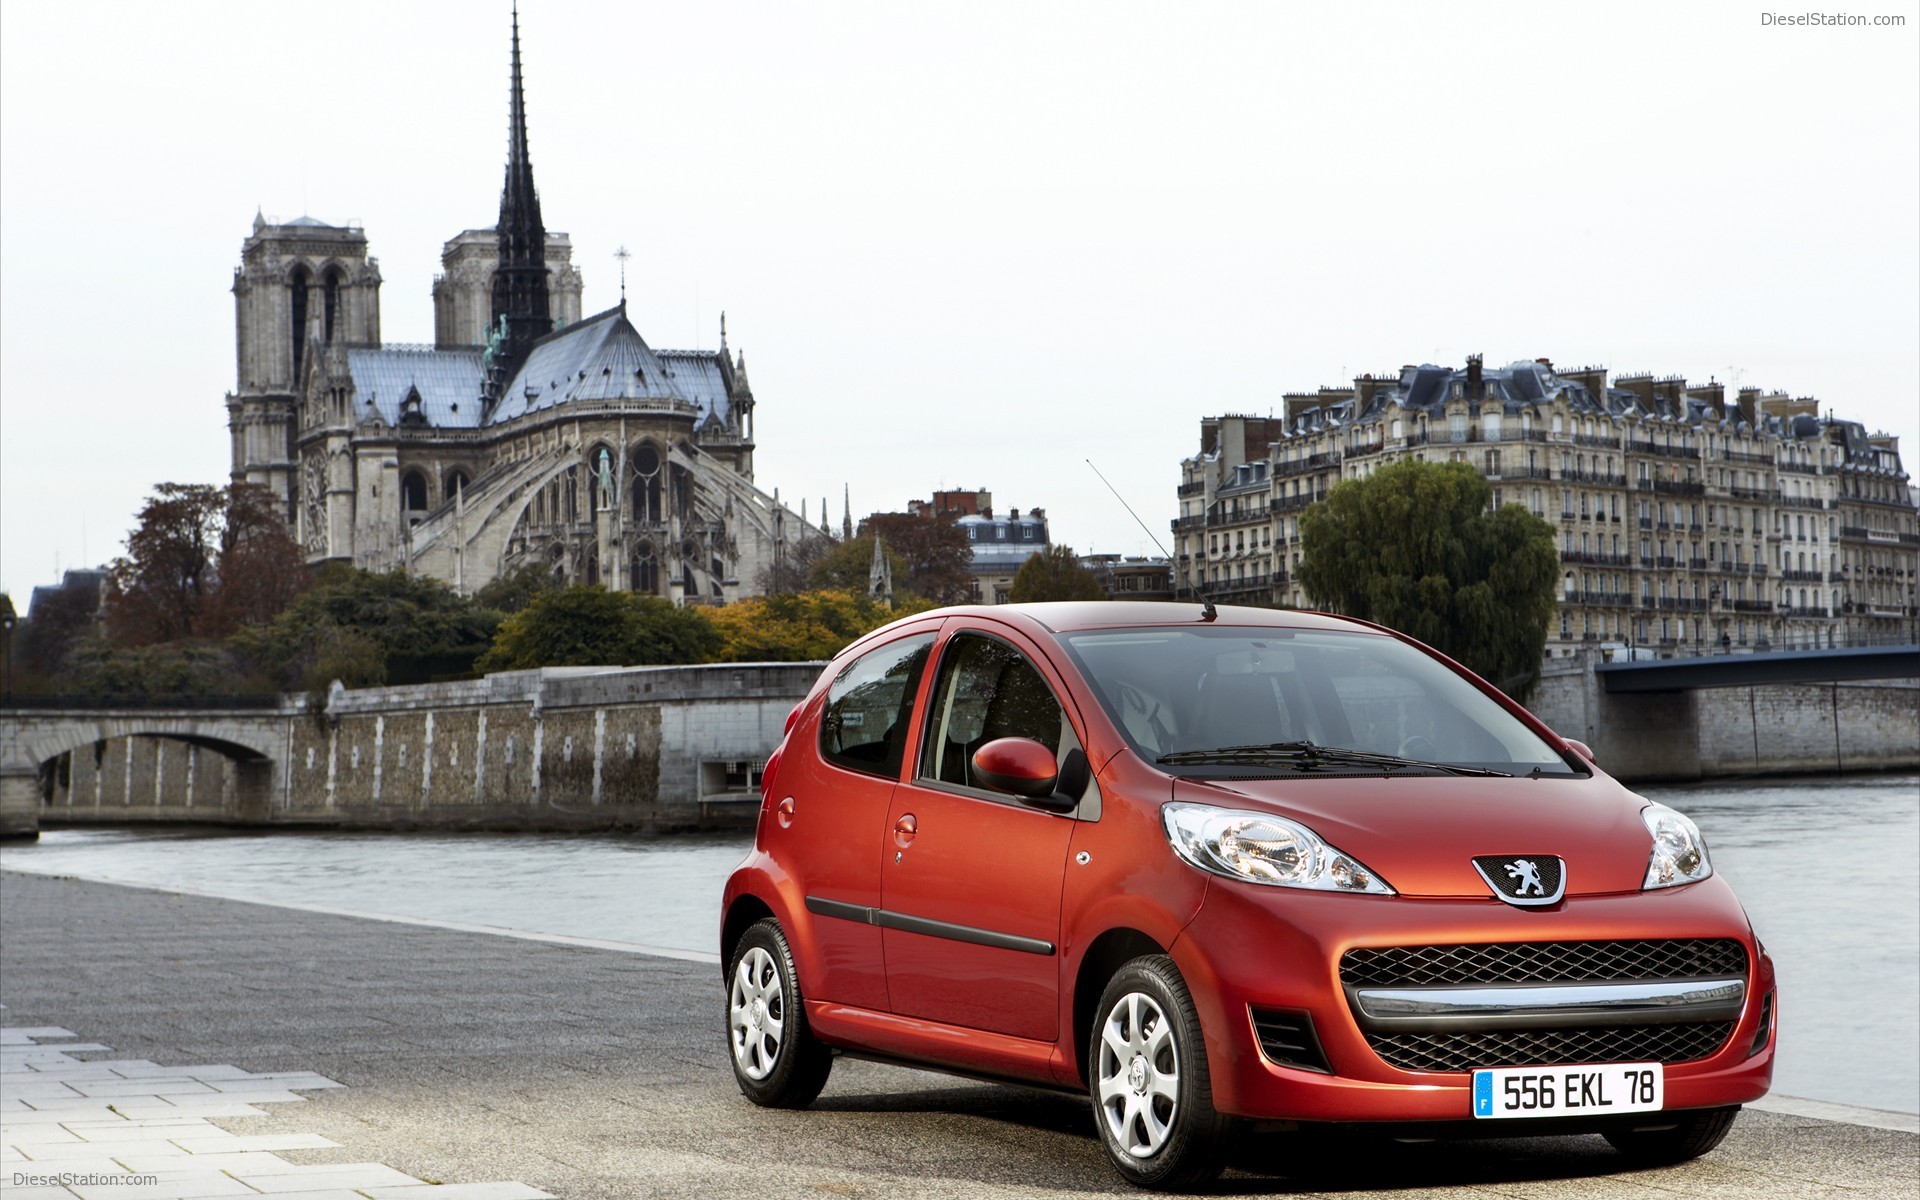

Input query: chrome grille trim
[1351,978,1745,1031]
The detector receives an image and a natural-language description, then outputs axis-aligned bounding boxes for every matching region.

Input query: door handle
[776,796,795,828]
[893,812,917,849]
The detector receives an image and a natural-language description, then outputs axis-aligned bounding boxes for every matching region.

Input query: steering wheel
[1398,735,1439,760]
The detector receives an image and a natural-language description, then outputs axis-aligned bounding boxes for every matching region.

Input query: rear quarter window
[819,632,935,778]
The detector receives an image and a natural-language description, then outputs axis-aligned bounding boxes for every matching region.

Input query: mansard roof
[347,345,486,429]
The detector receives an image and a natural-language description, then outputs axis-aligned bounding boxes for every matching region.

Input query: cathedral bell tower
[486,5,552,392]
[228,215,381,519]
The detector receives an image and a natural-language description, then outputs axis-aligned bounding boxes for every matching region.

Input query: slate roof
[348,345,486,429]
[340,307,734,432]
[488,307,712,426]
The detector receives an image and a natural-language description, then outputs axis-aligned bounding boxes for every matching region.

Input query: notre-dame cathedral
[225,10,821,604]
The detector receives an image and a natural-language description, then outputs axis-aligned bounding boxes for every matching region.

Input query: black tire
[1089,955,1234,1190]
[724,918,831,1108]
[1602,1105,1739,1164]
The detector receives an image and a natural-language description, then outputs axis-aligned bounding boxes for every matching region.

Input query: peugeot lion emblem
[1472,854,1568,907]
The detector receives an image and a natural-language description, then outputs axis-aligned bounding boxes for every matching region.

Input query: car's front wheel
[1602,1105,1739,1164]
[726,918,831,1108]
[1090,956,1233,1189]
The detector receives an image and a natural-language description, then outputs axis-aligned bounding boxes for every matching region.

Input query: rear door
[775,628,934,1010]
[879,627,1081,1042]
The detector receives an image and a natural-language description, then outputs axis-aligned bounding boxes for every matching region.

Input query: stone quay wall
[1528,661,1919,782]
[42,663,825,832]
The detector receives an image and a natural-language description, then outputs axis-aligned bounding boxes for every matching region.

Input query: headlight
[1640,802,1712,889]
[1162,803,1393,894]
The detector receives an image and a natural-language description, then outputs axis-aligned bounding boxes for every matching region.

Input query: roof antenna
[1086,459,1215,621]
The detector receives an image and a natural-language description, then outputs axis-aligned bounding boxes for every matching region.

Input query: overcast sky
[3,0,1916,606]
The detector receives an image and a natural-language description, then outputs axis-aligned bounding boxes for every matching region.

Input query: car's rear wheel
[1602,1105,1739,1164]
[1090,956,1233,1190]
[726,918,831,1108]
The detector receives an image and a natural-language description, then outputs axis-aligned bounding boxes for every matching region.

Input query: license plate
[1471,1062,1663,1119]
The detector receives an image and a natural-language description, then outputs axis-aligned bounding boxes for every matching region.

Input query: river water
[2,773,1914,1114]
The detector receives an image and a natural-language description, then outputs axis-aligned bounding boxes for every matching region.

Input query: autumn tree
[104,483,308,646]
[705,589,932,662]
[858,512,974,604]
[1297,460,1557,699]
[1009,546,1108,603]
[475,586,719,671]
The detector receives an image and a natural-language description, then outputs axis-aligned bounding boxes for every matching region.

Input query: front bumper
[1168,876,1776,1124]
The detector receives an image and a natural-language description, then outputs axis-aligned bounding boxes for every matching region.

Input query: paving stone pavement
[1,1026,553,1200]
[1,869,1915,1200]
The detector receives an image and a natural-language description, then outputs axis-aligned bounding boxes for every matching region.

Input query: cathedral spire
[489,1,552,388]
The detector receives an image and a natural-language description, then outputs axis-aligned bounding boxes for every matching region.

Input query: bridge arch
[2,709,290,835]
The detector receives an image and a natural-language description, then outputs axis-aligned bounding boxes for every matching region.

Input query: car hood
[1171,774,1655,898]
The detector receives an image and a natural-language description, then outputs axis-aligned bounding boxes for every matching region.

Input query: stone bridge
[0,663,822,839]
[0,703,292,837]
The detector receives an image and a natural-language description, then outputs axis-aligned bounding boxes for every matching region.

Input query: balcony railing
[1629,441,1701,460]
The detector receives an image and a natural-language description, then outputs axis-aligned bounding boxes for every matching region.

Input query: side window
[819,633,934,778]
[920,633,1069,789]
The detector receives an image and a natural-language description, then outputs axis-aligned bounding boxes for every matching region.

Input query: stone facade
[226,17,828,603]
[1176,358,1920,656]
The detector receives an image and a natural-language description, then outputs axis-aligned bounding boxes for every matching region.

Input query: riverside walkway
[1,871,1914,1200]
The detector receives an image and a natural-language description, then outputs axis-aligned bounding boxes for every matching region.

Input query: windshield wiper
[1156,740,1512,777]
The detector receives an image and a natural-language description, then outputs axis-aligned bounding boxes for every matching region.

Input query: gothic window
[633,541,659,594]
[587,445,617,516]
[445,470,470,502]
[323,267,343,343]
[632,443,663,525]
[289,264,311,377]
[400,470,428,516]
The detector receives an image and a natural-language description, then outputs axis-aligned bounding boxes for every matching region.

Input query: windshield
[1059,626,1579,778]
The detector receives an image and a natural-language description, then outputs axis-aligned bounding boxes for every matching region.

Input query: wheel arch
[720,892,777,978]
[1069,926,1169,1085]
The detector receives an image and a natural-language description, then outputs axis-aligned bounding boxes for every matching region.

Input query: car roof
[919,601,1377,637]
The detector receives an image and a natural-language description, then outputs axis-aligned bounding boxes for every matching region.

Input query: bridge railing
[0,694,285,712]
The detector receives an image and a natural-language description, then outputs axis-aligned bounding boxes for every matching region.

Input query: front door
[881,630,1078,1043]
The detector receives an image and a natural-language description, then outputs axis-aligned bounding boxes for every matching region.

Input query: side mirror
[1563,738,1596,765]
[972,738,1080,813]
[972,737,1057,797]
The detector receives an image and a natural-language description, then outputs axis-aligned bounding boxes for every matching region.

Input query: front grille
[1341,939,1750,1075]
[1250,1008,1330,1073]
[1366,1020,1736,1073]
[1340,938,1747,988]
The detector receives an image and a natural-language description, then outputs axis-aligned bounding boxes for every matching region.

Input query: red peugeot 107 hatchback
[721,602,1775,1189]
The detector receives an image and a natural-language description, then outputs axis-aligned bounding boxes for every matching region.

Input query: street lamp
[1,609,14,703]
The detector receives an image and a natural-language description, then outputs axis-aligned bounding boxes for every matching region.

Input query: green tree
[705,589,933,662]
[1009,546,1108,603]
[229,567,500,689]
[67,638,235,700]
[808,535,910,596]
[1297,460,1557,699]
[473,560,558,614]
[476,586,720,671]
